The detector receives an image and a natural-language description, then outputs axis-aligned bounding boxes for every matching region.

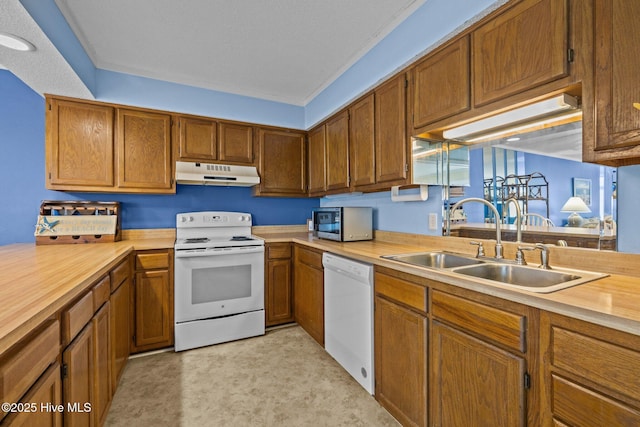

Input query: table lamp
[560,196,591,227]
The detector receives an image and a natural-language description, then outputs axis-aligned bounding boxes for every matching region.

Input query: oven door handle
[175,246,264,258]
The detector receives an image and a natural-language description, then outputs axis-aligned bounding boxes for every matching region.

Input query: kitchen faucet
[503,197,522,243]
[515,243,552,269]
[446,197,503,259]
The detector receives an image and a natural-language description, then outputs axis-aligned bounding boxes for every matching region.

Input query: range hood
[175,161,260,187]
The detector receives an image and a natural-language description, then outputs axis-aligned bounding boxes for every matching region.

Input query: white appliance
[174,211,265,351]
[323,253,374,394]
[175,161,260,187]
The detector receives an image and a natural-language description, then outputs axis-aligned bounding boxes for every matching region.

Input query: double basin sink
[381,251,607,293]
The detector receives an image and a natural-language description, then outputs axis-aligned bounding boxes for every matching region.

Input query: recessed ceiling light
[506,137,520,142]
[0,32,35,51]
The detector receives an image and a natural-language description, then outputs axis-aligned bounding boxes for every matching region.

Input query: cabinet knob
[634,102,640,110]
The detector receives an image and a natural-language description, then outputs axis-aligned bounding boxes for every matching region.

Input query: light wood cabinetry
[62,321,93,427]
[349,94,376,189]
[587,0,640,165]
[541,312,640,426]
[45,96,174,194]
[92,303,111,427]
[325,111,350,192]
[307,124,327,196]
[1,363,62,427]
[472,0,569,107]
[431,290,534,427]
[412,36,470,129]
[177,116,218,161]
[218,122,255,164]
[293,245,324,346]
[46,98,114,190]
[375,74,407,185]
[0,321,60,423]
[109,258,131,392]
[374,266,428,427]
[132,250,174,353]
[265,243,294,326]
[116,108,173,192]
[254,128,307,197]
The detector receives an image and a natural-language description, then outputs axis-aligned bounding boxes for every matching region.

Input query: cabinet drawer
[295,246,322,269]
[432,290,525,352]
[62,291,94,345]
[375,271,427,313]
[267,243,291,260]
[552,375,640,426]
[0,320,60,418]
[135,252,169,270]
[92,275,111,312]
[551,326,640,403]
[110,259,129,292]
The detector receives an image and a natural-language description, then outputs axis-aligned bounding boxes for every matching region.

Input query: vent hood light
[0,32,35,51]
[442,94,580,142]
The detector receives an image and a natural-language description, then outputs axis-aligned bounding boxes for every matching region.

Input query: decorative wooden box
[35,201,121,245]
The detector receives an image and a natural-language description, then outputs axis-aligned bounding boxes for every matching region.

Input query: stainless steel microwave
[312,207,373,242]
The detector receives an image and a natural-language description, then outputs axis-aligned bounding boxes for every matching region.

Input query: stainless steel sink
[451,263,608,293]
[381,251,486,269]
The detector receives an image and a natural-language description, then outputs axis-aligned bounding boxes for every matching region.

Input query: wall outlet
[307,218,314,232]
[428,213,438,231]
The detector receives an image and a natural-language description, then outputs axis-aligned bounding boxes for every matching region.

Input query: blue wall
[0,71,318,245]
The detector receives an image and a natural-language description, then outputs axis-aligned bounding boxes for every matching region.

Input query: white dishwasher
[323,252,374,394]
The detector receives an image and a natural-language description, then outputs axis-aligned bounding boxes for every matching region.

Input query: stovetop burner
[183,237,210,244]
[230,236,254,241]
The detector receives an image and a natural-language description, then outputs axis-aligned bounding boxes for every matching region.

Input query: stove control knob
[188,216,194,222]
[180,216,187,223]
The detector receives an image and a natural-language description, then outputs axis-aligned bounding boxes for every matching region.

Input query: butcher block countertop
[256,228,640,336]
[1,226,638,356]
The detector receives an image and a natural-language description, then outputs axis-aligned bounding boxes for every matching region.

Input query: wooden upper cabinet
[349,94,376,189]
[472,0,569,107]
[177,116,218,161]
[325,110,350,192]
[117,108,173,192]
[255,128,307,197]
[375,74,407,185]
[218,122,254,164]
[591,0,640,161]
[46,98,115,189]
[307,124,327,195]
[412,36,470,129]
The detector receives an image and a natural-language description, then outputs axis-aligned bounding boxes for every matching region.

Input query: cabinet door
[472,0,568,106]
[349,94,376,189]
[255,128,306,196]
[63,324,93,427]
[2,363,62,427]
[218,122,254,164]
[593,0,640,154]
[266,258,294,326]
[177,116,218,161]
[374,296,427,427]
[109,278,130,392]
[307,125,327,195]
[375,74,407,184]
[117,108,173,192]
[293,247,324,346]
[46,98,114,189]
[134,269,173,350]
[325,110,350,192]
[431,321,526,427]
[92,303,111,427]
[412,36,470,129]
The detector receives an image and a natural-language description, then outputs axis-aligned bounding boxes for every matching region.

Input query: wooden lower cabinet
[110,260,131,392]
[265,243,294,326]
[92,303,111,427]
[62,323,93,427]
[1,363,62,427]
[293,245,324,345]
[132,250,174,353]
[541,312,640,426]
[374,267,428,427]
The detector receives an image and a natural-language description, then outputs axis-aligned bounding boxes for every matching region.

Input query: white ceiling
[53,0,427,106]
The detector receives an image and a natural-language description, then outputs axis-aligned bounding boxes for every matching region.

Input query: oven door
[174,246,264,323]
